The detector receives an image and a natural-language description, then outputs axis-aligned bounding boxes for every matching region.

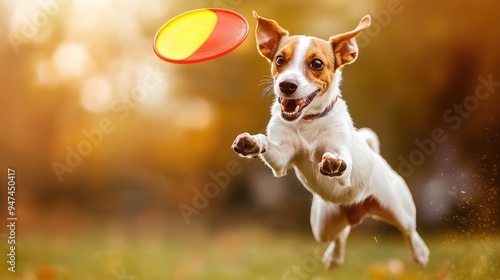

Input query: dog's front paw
[232,133,265,158]
[319,153,347,177]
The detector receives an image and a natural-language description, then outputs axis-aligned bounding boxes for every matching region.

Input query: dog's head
[253,11,371,121]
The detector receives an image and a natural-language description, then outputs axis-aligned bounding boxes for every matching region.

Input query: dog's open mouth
[279,90,319,121]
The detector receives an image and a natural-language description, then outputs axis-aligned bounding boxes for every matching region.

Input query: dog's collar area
[302,95,338,121]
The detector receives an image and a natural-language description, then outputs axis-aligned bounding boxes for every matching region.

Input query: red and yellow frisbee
[153,8,249,64]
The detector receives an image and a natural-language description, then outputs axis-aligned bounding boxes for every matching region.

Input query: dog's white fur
[232,12,429,269]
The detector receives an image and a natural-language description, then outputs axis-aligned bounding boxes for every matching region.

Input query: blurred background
[0,0,499,279]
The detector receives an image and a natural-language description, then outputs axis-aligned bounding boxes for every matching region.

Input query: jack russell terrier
[232,11,429,269]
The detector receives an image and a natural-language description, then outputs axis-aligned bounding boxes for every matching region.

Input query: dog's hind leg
[368,184,430,267]
[322,226,351,269]
[310,195,351,269]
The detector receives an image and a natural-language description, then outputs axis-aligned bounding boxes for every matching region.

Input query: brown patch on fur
[271,36,300,78]
[254,11,289,62]
[341,195,400,227]
[341,195,378,225]
[305,38,336,96]
[329,15,371,67]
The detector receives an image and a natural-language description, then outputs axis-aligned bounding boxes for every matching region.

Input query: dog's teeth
[294,105,300,113]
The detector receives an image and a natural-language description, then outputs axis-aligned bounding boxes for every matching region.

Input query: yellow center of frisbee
[155,9,218,60]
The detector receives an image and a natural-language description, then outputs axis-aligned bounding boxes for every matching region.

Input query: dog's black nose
[279,81,298,95]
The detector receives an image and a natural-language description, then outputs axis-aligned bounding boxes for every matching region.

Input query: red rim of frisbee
[153,8,249,64]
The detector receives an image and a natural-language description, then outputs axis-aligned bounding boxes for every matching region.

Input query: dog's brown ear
[329,15,371,67]
[253,11,289,62]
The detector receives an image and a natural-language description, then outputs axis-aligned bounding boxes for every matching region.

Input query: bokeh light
[80,76,114,113]
[52,42,90,79]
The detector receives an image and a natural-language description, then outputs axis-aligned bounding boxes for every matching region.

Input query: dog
[231,11,430,269]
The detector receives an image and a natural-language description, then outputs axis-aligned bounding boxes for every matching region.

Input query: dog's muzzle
[278,89,319,121]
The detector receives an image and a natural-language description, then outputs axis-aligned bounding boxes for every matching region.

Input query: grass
[2,225,499,280]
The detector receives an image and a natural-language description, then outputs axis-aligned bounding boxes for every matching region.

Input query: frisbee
[153,8,249,64]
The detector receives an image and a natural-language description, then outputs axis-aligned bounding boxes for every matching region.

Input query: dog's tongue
[281,98,304,112]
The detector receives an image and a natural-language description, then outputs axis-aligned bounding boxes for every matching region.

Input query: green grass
[2,226,499,280]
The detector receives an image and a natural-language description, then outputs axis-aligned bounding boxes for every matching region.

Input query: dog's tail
[357,127,380,154]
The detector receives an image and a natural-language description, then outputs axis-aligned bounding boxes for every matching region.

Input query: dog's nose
[279,81,298,95]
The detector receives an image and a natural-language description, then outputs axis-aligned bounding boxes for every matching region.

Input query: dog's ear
[253,11,289,62]
[329,15,371,67]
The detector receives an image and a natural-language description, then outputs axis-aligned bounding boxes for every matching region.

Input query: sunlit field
[2,225,499,280]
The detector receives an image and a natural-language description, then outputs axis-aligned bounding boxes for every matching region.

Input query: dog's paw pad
[232,133,263,158]
[319,153,347,177]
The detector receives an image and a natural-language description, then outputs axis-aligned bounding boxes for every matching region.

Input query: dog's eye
[275,55,285,67]
[310,59,324,71]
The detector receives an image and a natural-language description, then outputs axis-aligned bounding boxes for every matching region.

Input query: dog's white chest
[287,122,361,204]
